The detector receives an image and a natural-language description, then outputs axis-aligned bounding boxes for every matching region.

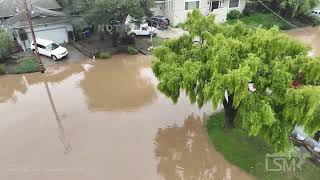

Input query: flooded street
[286,26,320,57]
[0,55,251,180]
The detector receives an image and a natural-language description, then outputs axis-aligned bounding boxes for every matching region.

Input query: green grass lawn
[227,12,309,30]
[206,112,320,180]
[11,57,39,74]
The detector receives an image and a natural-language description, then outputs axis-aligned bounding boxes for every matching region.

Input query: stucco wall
[163,0,246,26]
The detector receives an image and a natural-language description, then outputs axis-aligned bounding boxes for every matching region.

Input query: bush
[13,57,39,74]
[0,64,5,75]
[0,29,12,63]
[98,51,111,59]
[127,46,139,55]
[227,10,242,20]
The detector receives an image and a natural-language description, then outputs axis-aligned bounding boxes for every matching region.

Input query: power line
[257,0,308,33]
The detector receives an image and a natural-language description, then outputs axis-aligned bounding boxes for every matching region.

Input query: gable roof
[0,0,61,18]
[6,5,67,29]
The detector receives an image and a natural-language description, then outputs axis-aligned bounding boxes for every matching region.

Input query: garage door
[28,28,69,44]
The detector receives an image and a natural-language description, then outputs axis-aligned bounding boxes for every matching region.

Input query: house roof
[6,5,68,29]
[0,0,61,18]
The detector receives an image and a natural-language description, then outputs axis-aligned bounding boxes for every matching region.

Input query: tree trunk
[223,95,237,128]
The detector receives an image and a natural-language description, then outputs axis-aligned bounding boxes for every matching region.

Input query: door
[210,1,220,11]
[141,27,149,35]
[37,44,50,57]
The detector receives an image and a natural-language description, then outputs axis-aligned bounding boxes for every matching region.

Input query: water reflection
[0,75,28,103]
[80,55,157,111]
[154,115,251,180]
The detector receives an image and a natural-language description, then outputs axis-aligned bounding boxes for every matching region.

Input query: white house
[0,0,73,51]
[152,0,246,25]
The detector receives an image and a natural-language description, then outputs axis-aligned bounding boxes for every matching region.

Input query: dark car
[147,15,170,29]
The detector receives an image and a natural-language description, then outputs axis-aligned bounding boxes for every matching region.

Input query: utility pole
[23,0,45,73]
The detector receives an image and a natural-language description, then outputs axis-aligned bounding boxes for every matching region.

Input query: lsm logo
[265,152,310,172]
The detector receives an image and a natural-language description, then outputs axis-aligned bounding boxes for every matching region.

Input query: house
[152,0,246,25]
[0,0,73,51]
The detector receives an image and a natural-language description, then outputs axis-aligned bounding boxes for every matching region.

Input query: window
[185,1,200,10]
[37,44,46,49]
[229,0,239,8]
[47,43,59,51]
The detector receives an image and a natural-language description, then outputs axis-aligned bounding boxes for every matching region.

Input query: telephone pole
[23,0,45,73]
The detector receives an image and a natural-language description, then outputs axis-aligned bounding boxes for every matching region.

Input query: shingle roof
[0,0,61,18]
[6,5,67,29]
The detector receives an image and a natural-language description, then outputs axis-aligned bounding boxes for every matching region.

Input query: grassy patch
[98,50,111,59]
[227,12,308,30]
[128,46,139,55]
[0,64,5,75]
[12,57,39,74]
[206,112,320,180]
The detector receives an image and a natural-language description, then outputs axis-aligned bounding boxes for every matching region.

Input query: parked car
[146,15,170,29]
[30,38,68,61]
[311,9,320,17]
[128,23,157,37]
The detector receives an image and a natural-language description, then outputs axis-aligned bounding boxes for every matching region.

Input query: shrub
[128,46,139,55]
[98,50,111,59]
[0,29,12,63]
[227,10,242,20]
[0,64,5,75]
[13,57,39,74]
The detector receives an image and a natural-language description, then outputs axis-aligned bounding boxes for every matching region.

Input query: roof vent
[15,7,20,13]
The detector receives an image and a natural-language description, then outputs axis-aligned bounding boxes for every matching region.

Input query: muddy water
[286,26,320,57]
[0,55,251,180]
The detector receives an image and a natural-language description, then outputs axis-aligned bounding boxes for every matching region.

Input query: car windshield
[46,43,59,51]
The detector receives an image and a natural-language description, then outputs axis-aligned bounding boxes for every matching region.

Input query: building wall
[163,0,246,25]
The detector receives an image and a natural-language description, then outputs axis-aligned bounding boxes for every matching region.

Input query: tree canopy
[152,10,320,152]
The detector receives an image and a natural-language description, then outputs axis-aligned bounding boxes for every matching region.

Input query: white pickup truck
[127,23,157,37]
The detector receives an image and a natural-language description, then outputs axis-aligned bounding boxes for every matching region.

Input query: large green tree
[0,29,12,63]
[152,10,320,151]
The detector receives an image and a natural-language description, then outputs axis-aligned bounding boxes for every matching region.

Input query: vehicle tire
[130,33,136,38]
[52,55,58,61]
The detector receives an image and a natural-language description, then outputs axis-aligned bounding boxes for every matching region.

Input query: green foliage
[227,10,242,20]
[98,50,111,59]
[152,10,320,152]
[128,46,139,55]
[13,57,39,74]
[0,64,5,75]
[0,29,12,63]
[207,112,320,180]
[227,12,308,30]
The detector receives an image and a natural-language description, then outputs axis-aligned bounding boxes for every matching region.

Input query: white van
[30,38,68,61]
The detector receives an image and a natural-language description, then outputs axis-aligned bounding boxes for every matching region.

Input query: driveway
[157,27,187,39]
[40,44,88,66]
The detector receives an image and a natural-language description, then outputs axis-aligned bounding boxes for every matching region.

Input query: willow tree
[152,10,320,151]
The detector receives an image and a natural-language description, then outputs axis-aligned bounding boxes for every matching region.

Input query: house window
[185,1,200,10]
[229,0,239,8]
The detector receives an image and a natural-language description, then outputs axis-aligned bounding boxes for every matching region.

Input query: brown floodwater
[0,55,252,180]
[286,26,320,57]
